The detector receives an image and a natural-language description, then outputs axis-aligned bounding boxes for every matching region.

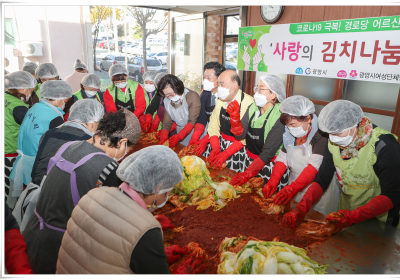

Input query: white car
[151,52,168,64]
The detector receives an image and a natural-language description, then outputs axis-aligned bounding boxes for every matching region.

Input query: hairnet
[116,145,184,195]
[40,80,73,100]
[22,62,38,75]
[143,71,157,82]
[109,64,128,77]
[280,95,315,116]
[74,59,87,70]
[81,74,101,89]
[68,99,104,124]
[154,72,168,88]
[258,74,286,103]
[111,108,141,144]
[318,100,364,134]
[35,63,59,78]
[5,71,37,89]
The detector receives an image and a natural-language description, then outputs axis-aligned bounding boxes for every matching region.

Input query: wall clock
[260,6,285,24]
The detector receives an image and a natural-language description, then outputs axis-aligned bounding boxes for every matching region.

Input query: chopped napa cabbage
[277,262,294,274]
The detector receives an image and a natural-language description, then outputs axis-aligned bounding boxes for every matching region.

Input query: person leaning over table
[56,145,195,274]
[186,62,226,157]
[138,70,157,126]
[228,74,289,186]
[262,95,340,216]
[64,59,89,93]
[157,74,201,148]
[282,100,400,230]
[207,70,254,172]
[21,61,38,82]
[72,73,106,113]
[31,63,60,105]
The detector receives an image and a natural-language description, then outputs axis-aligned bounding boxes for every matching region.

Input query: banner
[237,16,400,84]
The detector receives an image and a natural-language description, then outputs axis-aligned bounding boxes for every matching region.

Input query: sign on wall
[237,16,400,84]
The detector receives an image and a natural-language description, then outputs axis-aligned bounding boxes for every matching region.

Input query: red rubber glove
[148,114,161,133]
[142,114,153,133]
[282,182,324,229]
[262,161,287,198]
[230,157,265,186]
[189,123,205,146]
[171,254,207,274]
[154,214,176,230]
[195,134,210,157]
[5,229,33,274]
[165,245,191,265]
[326,195,394,228]
[211,140,244,169]
[226,100,243,136]
[170,122,177,133]
[169,123,194,148]
[207,135,221,162]
[274,164,318,205]
[158,129,169,145]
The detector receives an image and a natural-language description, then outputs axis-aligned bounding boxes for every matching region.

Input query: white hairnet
[280,95,315,116]
[74,59,87,70]
[68,99,104,123]
[109,64,128,77]
[5,71,37,89]
[35,63,59,79]
[318,100,364,134]
[143,71,157,82]
[22,62,38,75]
[116,145,184,195]
[40,80,73,100]
[258,74,286,103]
[81,74,101,89]
[154,72,168,88]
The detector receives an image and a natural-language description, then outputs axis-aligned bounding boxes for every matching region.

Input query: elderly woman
[157,74,201,148]
[283,100,400,229]
[32,63,60,103]
[72,74,105,112]
[4,71,36,201]
[56,145,187,274]
[262,96,340,215]
[22,62,38,81]
[23,108,141,273]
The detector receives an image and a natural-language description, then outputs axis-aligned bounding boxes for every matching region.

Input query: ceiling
[135,5,239,14]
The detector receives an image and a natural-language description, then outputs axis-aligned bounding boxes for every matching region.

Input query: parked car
[99,55,128,71]
[124,45,140,54]
[121,42,133,52]
[151,52,168,64]
[225,48,237,62]
[98,41,106,49]
[132,46,150,56]
[128,57,164,83]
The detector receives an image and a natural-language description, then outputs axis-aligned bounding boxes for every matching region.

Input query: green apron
[73,89,102,102]
[107,79,149,109]
[5,92,28,154]
[34,83,42,99]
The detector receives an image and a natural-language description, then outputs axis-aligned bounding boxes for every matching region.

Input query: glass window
[292,76,335,102]
[226,15,240,35]
[5,18,16,48]
[363,112,394,132]
[147,59,161,66]
[224,43,238,71]
[342,80,399,111]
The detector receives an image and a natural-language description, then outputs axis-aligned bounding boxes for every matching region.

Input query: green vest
[329,127,400,228]
[34,83,42,99]
[248,103,283,156]
[107,79,149,108]
[4,92,28,154]
[73,89,101,101]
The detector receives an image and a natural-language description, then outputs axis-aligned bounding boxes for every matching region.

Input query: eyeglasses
[253,87,271,94]
[162,90,175,98]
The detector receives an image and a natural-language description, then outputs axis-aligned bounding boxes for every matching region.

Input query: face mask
[113,142,127,161]
[203,79,215,91]
[115,82,127,88]
[169,94,181,102]
[58,100,66,111]
[217,83,233,101]
[144,84,156,93]
[254,92,272,107]
[85,90,97,97]
[329,128,356,147]
[288,122,309,138]
[147,186,174,212]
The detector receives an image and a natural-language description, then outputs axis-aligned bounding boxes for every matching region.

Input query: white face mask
[203,79,215,91]
[147,186,174,212]
[21,94,31,102]
[115,82,127,89]
[144,84,156,93]
[169,94,181,102]
[288,122,309,138]
[85,90,97,97]
[113,142,127,161]
[254,92,272,107]
[217,83,234,101]
[58,100,66,111]
[329,127,356,147]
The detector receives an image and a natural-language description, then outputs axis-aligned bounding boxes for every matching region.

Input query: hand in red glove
[207,135,220,162]
[194,134,210,157]
[230,157,265,186]
[164,245,191,265]
[326,195,394,229]
[189,123,205,146]
[282,209,306,230]
[168,123,194,148]
[274,164,318,206]
[170,122,177,133]
[262,161,287,198]
[226,100,243,136]
[171,254,207,274]
[5,229,33,274]
[154,214,176,230]
[211,140,244,169]
[158,129,169,145]
[148,114,161,133]
[142,114,153,132]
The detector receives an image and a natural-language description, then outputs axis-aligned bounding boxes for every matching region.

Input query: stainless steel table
[307,219,400,274]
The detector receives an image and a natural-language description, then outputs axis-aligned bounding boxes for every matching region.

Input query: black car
[127,57,164,83]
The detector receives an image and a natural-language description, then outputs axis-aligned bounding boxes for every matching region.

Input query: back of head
[81,74,101,89]
[280,95,315,117]
[5,71,37,89]
[203,61,226,77]
[154,72,168,88]
[318,100,364,134]
[258,74,286,103]
[109,64,128,77]
[40,80,73,100]
[35,63,59,79]
[74,59,87,71]
[22,62,38,75]
[116,145,184,195]
[68,99,104,124]
[158,74,184,95]
[143,71,157,82]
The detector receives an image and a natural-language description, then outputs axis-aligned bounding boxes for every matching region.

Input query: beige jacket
[64,71,89,93]
[56,187,161,274]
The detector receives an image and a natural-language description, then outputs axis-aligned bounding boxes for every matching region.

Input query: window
[5,18,16,48]
[147,59,161,67]
[223,15,240,72]
[292,76,335,102]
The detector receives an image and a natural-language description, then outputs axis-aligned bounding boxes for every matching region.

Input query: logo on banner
[305,68,311,75]
[337,70,347,78]
[349,70,358,78]
[295,67,303,74]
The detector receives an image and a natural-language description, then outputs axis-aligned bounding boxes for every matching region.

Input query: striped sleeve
[96,161,119,187]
